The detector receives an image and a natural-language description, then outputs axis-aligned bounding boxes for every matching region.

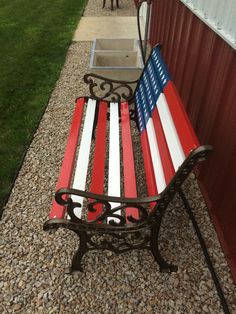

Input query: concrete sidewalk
[73,16,144,41]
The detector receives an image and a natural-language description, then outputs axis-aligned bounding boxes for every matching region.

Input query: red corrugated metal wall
[148,0,236,282]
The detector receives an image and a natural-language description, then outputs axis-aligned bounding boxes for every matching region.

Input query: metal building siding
[149,0,236,282]
[179,0,236,50]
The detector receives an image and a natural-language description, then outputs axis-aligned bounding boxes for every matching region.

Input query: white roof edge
[179,0,236,50]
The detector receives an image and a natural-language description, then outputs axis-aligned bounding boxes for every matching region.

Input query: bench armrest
[84,73,138,103]
[45,146,212,233]
[53,188,161,229]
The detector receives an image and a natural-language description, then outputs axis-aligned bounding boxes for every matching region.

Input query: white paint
[156,93,185,171]
[71,99,96,218]
[108,103,121,222]
[146,119,166,193]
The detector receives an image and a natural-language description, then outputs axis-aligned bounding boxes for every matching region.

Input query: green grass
[0,0,87,211]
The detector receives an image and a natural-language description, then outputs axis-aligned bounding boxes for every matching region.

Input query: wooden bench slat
[146,119,167,193]
[120,102,139,220]
[88,101,108,221]
[142,60,175,184]
[136,81,165,197]
[147,62,162,100]
[140,131,158,208]
[71,98,97,218]
[156,93,186,171]
[164,82,200,156]
[150,49,170,89]
[108,102,121,222]
[152,107,175,184]
[49,97,85,219]
[135,86,163,196]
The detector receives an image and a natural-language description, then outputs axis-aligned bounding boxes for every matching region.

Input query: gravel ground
[1,1,236,313]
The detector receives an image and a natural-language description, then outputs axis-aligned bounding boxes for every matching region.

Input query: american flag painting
[135,46,199,196]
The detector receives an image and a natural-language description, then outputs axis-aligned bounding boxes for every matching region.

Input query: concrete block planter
[90,38,143,81]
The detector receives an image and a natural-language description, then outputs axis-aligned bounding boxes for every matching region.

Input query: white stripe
[108,102,120,222]
[71,99,96,218]
[146,119,166,193]
[156,93,185,171]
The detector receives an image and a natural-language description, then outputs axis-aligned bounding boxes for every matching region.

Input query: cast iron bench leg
[150,218,178,273]
[69,231,88,273]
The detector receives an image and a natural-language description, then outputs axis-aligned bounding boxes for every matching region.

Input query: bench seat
[50,97,140,223]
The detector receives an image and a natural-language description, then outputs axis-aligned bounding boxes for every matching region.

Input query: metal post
[143,0,152,62]
[178,188,230,314]
[137,0,153,65]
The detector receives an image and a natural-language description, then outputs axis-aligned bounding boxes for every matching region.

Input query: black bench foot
[65,266,83,274]
[71,252,84,273]
[69,231,88,273]
[159,264,178,273]
[151,248,178,273]
[150,221,178,273]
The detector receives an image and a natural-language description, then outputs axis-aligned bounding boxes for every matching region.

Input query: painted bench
[43,44,212,273]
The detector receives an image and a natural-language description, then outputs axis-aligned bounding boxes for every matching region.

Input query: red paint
[180,18,204,108]
[164,82,199,156]
[165,1,174,54]
[152,107,175,184]
[173,12,194,91]
[159,1,168,52]
[169,4,188,82]
[88,101,107,221]
[187,27,216,128]
[140,131,158,198]
[165,0,181,68]
[120,102,139,220]
[50,98,85,219]
[197,39,233,143]
[149,0,236,282]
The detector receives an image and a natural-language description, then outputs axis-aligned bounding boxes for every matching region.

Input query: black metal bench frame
[45,148,210,273]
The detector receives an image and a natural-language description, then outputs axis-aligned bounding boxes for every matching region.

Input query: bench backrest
[134,45,200,196]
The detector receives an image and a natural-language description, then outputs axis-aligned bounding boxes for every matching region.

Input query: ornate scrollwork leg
[150,216,178,273]
[69,231,88,273]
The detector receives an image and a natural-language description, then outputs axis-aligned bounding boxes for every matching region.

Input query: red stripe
[88,101,107,221]
[120,102,139,220]
[164,81,200,156]
[140,131,158,197]
[50,98,85,219]
[152,108,175,184]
